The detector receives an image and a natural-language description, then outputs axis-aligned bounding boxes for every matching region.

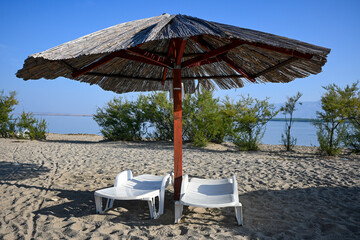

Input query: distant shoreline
[13,113,93,117]
[271,118,317,122]
[13,113,318,122]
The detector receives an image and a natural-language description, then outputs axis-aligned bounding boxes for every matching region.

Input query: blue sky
[1,0,359,115]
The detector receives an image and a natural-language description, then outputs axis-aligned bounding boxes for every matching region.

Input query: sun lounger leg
[147,198,157,219]
[235,205,243,225]
[94,195,103,214]
[159,181,168,216]
[103,198,115,212]
[108,199,114,209]
[158,194,164,216]
[174,201,183,223]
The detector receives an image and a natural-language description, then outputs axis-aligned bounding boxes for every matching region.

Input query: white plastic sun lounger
[174,175,243,225]
[94,170,172,219]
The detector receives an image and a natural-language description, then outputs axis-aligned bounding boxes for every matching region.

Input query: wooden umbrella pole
[173,38,186,201]
[173,68,182,200]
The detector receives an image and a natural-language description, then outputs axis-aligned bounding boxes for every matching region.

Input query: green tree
[343,82,360,152]
[280,92,303,151]
[344,123,360,153]
[0,91,18,138]
[231,95,278,151]
[93,95,148,141]
[315,82,359,155]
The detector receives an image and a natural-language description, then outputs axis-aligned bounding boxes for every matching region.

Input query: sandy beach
[0,133,359,239]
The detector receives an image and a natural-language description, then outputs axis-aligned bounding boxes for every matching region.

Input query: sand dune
[0,133,359,239]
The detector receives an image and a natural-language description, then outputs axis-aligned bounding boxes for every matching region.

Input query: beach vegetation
[0,90,18,138]
[144,92,174,141]
[280,92,303,151]
[182,89,222,147]
[315,82,359,155]
[343,124,360,153]
[213,97,237,144]
[0,90,48,140]
[316,122,346,156]
[343,82,360,153]
[17,112,47,140]
[231,95,278,151]
[93,96,148,141]
[94,91,279,150]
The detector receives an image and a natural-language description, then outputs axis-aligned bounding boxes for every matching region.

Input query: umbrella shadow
[0,161,50,181]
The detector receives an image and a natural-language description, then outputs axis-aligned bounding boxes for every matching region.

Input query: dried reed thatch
[16,14,330,94]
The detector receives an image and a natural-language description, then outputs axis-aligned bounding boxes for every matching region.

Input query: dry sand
[0,133,359,239]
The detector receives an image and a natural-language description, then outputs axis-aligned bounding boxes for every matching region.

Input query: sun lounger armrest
[164,171,173,187]
[153,172,172,216]
[232,175,239,203]
[161,172,172,189]
[169,171,174,186]
[114,170,133,187]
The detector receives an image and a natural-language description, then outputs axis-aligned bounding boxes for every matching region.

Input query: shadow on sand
[3,178,359,238]
[0,161,50,181]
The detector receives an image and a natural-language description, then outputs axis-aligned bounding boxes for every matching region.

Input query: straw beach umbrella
[16,14,330,200]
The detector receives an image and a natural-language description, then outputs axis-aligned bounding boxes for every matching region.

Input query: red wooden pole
[173,68,182,201]
[173,38,186,201]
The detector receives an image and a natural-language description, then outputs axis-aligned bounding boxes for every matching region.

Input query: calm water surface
[263,121,318,146]
[39,115,101,135]
[37,115,319,146]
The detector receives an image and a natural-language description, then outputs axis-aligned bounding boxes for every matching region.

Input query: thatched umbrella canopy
[16,13,330,200]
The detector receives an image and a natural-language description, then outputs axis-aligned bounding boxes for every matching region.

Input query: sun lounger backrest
[114,170,133,187]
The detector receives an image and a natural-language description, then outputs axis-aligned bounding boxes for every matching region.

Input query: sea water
[262,121,318,146]
[38,115,101,135]
[37,115,319,146]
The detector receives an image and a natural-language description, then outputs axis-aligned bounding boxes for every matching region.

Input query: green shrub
[182,89,222,147]
[144,92,174,141]
[93,96,148,141]
[231,95,278,151]
[93,90,279,151]
[0,90,47,140]
[0,91,18,138]
[212,97,236,144]
[17,112,47,140]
